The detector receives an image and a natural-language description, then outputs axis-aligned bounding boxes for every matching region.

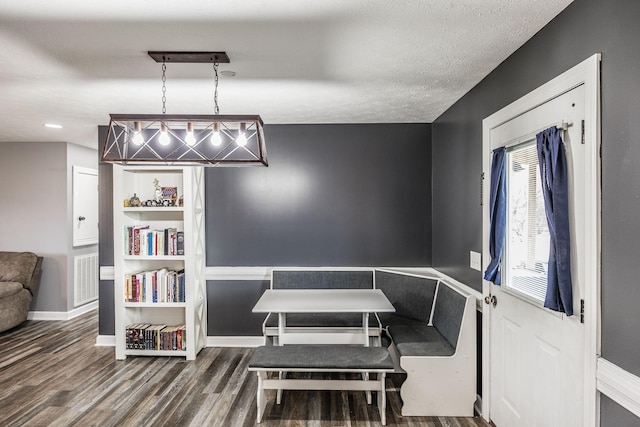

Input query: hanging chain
[213,62,220,115]
[161,60,167,114]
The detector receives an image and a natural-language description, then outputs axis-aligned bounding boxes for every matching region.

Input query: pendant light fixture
[101,51,268,166]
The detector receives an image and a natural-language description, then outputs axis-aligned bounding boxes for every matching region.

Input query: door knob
[78,216,86,221]
[484,294,497,307]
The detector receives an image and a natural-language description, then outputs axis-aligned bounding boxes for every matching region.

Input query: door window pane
[504,142,548,302]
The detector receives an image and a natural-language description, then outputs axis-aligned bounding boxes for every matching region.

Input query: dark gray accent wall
[601,396,640,427]
[98,125,115,335]
[431,1,640,425]
[206,124,432,267]
[432,115,483,290]
[98,123,432,336]
[207,280,270,336]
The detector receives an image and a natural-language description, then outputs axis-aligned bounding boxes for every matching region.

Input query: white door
[72,166,99,246]
[486,85,585,427]
[482,54,601,427]
[482,54,600,427]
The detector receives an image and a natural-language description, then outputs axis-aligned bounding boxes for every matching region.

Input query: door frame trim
[481,53,601,426]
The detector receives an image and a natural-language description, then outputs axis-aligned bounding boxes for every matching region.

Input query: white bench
[248,345,395,425]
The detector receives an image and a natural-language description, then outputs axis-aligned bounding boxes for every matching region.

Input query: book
[176,231,184,255]
[144,270,154,303]
[133,226,149,255]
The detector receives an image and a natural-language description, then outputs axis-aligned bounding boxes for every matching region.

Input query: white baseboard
[597,357,640,419]
[28,300,98,321]
[207,336,265,347]
[96,335,116,347]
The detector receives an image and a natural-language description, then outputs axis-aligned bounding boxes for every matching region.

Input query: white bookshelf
[112,165,207,360]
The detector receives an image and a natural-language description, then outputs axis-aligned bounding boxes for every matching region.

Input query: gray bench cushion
[264,312,380,328]
[388,325,455,357]
[375,271,437,324]
[431,284,466,348]
[376,313,426,328]
[248,345,395,371]
[272,270,373,289]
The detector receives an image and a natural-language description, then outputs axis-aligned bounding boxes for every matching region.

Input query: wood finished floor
[0,311,492,427]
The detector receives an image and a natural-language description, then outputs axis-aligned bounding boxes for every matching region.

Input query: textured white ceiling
[0,0,573,148]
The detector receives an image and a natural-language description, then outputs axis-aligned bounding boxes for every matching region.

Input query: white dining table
[252,289,395,346]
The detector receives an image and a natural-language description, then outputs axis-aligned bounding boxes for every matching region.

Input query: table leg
[363,312,372,403]
[277,312,286,403]
[363,312,370,346]
[278,313,286,346]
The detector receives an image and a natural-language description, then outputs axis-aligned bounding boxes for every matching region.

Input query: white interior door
[73,166,99,246]
[485,85,587,427]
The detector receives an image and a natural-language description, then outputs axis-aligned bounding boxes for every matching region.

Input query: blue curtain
[484,147,506,285]
[537,127,573,316]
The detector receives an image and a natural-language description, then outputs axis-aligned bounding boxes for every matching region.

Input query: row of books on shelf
[125,226,184,256]
[126,324,186,351]
[125,268,185,303]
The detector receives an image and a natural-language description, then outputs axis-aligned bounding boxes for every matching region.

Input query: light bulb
[159,123,170,146]
[211,122,222,146]
[236,123,247,147]
[132,122,143,146]
[132,132,144,146]
[185,122,196,146]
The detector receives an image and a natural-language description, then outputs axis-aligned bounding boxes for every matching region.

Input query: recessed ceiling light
[220,70,236,77]
[44,123,63,129]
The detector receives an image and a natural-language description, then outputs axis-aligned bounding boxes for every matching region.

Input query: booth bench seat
[375,270,476,417]
[387,324,455,357]
[257,268,477,418]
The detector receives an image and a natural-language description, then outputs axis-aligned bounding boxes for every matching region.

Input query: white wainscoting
[597,358,640,419]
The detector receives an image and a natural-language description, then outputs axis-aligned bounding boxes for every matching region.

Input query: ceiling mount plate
[147,51,230,63]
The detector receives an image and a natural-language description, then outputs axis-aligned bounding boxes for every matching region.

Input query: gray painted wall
[204,124,432,336]
[431,0,640,424]
[0,142,97,312]
[206,124,432,267]
[601,395,640,427]
[207,280,270,336]
[0,142,67,312]
[99,123,432,335]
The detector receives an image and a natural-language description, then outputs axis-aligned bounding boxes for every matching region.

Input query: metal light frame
[102,114,267,166]
[101,51,268,166]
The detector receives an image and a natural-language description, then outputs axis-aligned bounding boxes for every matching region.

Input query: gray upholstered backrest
[0,252,39,293]
[431,283,467,348]
[271,270,373,289]
[374,271,437,323]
